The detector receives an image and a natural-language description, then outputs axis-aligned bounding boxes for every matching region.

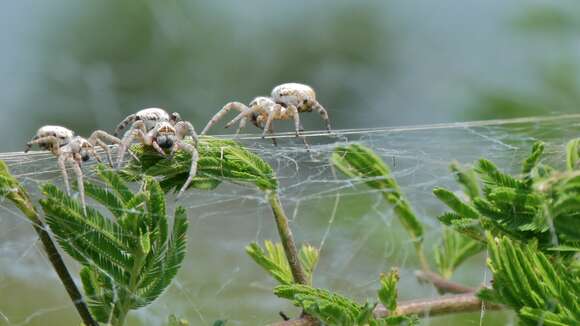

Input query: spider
[200,83,331,140]
[114,108,199,197]
[25,125,121,214]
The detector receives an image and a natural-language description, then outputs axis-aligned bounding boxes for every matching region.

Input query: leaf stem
[267,191,308,285]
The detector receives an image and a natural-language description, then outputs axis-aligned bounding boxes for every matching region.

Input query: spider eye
[81,153,90,162]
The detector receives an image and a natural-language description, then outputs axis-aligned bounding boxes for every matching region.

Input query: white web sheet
[0,114,578,326]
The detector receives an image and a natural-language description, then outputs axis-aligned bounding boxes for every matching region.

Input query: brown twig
[415,270,476,294]
[270,293,501,326]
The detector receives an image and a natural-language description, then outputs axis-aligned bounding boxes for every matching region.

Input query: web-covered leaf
[122,136,277,192]
[274,284,364,325]
[331,144,423,243]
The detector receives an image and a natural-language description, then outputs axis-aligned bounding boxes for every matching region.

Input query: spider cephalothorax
[25,126,121,214]
[114,108,199,197]
[200,83,332,141]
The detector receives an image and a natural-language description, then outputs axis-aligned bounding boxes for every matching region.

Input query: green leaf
[331,144,424,242]
[435,228,485,279]
[246,241,319,285]
[433,187,480,219]
[449,161,480,200]
[522,141,545,175]
[566,138,580,171]
[378,269,399,311]
[95,164,134,203]
[274,284,363,326]
[83,180,126,220]
[482,234,580,325]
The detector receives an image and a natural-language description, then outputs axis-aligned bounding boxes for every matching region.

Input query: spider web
[0,114,578,326]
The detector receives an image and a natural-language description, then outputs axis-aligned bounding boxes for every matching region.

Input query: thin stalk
[5,185,98,326]
[267,191,308,285]
[113,248,147,326]
[270,293,502,326]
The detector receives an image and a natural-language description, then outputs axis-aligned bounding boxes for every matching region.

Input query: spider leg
[261,105,281,138]
[312,101,331,132]
[225,105,261,129]
[26,136,61,154]
[201,102,250,135]
[116,121,147,168]
[57,154,71,196]
[171,121,198,158]
[114,114,136,137]
[88,130,121,167]
[288,105,301,137]
[267,125,278,146]
[175,141,199,198]
[70,156,87,215]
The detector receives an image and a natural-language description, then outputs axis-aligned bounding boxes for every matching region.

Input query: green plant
[0,160,98,326]
[274,270,418,326]
[435,139,580,253]
[38,165,188,326]
[269,140,579,325]
[125,136,309,285]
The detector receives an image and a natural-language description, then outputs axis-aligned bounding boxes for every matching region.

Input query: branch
[415,270,476,294]
[270,293,502,326]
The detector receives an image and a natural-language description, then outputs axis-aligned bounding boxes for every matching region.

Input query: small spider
[200,83,331,140]
[25,125,121,214]
[114,108,199,197]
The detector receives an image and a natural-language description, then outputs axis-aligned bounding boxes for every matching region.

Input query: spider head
[157,135,175,149]
[156,123,176,149]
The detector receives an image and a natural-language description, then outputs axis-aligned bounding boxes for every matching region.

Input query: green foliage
[566,138,580,171]
[275,284,364,325]
[122,136,277,192]
[480,235,580,325]
[40,166,188,326]
[378,269,399,312]
[435,141,580,253]
[434,229,485,279]
[0,160,36,218]
[449,161,480,200]
[275,276,416,326]
[331,144,423,243]
[246,241,319,285]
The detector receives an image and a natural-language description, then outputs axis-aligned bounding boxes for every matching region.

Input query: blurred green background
[1,1,580,325]
[1,1,579,152]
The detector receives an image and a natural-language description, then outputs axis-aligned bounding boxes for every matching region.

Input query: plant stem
[267,191,308,285]
[270,293,502,326]
[7,188,98,326]
[113,248,147,326]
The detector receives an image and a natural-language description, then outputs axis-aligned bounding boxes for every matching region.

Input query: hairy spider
[25,125,121,214]
[200,83,331,140]
[114,108,199,197]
